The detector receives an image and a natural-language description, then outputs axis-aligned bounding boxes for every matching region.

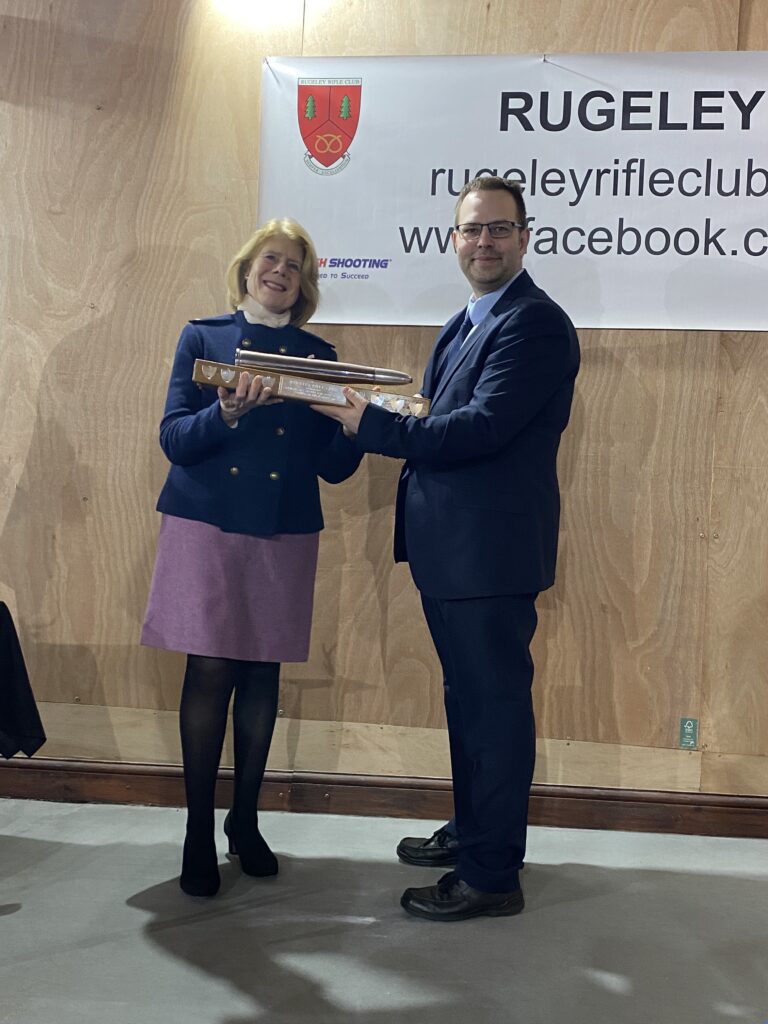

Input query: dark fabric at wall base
[0,602,46,758]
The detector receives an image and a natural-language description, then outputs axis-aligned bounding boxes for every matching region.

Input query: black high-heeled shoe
[224,811,278,877]
[179,834,220,897]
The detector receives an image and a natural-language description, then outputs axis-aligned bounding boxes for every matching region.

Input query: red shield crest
[298,78,362,172]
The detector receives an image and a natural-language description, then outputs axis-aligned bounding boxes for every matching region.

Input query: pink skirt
[141,515,319,662]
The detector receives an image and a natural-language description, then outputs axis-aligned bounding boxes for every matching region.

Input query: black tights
[179,654,279,847]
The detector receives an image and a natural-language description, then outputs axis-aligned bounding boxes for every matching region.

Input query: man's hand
[311,387,368,436]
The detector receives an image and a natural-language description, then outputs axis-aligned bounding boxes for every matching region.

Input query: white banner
[258,53,768,329]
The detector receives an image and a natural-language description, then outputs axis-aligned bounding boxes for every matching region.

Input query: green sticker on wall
[679,718,699,748]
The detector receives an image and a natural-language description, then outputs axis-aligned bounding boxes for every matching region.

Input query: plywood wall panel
[702,333,768,757]
[0,0,765,798]
[281,321,444,728]
[701,751,768,797]
[35,701,701,790]
[292,322,724,757]
[0,0,305,711]
[283,563,445,729]
[738,0,768,48]
[302,0,739,55]
[535,329,720,749]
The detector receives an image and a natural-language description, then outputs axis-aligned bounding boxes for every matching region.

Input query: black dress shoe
[179,835,220,898]
[397,824,459,866]
[224,811,278,877]
[401,871,524,921]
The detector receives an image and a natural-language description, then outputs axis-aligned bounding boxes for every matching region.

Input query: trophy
[193,350,430,417]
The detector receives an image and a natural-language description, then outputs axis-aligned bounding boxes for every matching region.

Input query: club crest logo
[298,78,362,175]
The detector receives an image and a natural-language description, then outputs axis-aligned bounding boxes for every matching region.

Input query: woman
[141,219,361,897]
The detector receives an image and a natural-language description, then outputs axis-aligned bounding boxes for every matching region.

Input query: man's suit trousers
[421,592,538,893]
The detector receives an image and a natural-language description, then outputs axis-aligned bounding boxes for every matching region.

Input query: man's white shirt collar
[466,269,524,327]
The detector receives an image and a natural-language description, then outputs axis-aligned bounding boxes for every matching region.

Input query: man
[315,176,579,921]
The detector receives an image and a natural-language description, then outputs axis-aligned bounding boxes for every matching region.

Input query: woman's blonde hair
[225,218,320,326]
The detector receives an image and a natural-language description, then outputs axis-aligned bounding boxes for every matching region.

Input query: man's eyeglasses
[454,220,526,241]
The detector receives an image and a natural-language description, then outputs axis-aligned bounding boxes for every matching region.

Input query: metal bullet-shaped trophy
[193,349,430,417]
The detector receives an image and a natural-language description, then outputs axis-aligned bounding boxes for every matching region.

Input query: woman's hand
[218,371,282,427]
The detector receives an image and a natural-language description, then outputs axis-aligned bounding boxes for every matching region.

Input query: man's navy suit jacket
[356,270,580,599]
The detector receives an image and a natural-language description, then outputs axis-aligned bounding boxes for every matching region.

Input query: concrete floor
[0,798,766,1024]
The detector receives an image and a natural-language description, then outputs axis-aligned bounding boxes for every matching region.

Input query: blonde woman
[142,220,361,897]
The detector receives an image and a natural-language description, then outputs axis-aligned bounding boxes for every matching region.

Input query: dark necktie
[436,311,473,384]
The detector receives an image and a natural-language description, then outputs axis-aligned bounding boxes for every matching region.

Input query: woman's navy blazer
[156,311,362,536]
